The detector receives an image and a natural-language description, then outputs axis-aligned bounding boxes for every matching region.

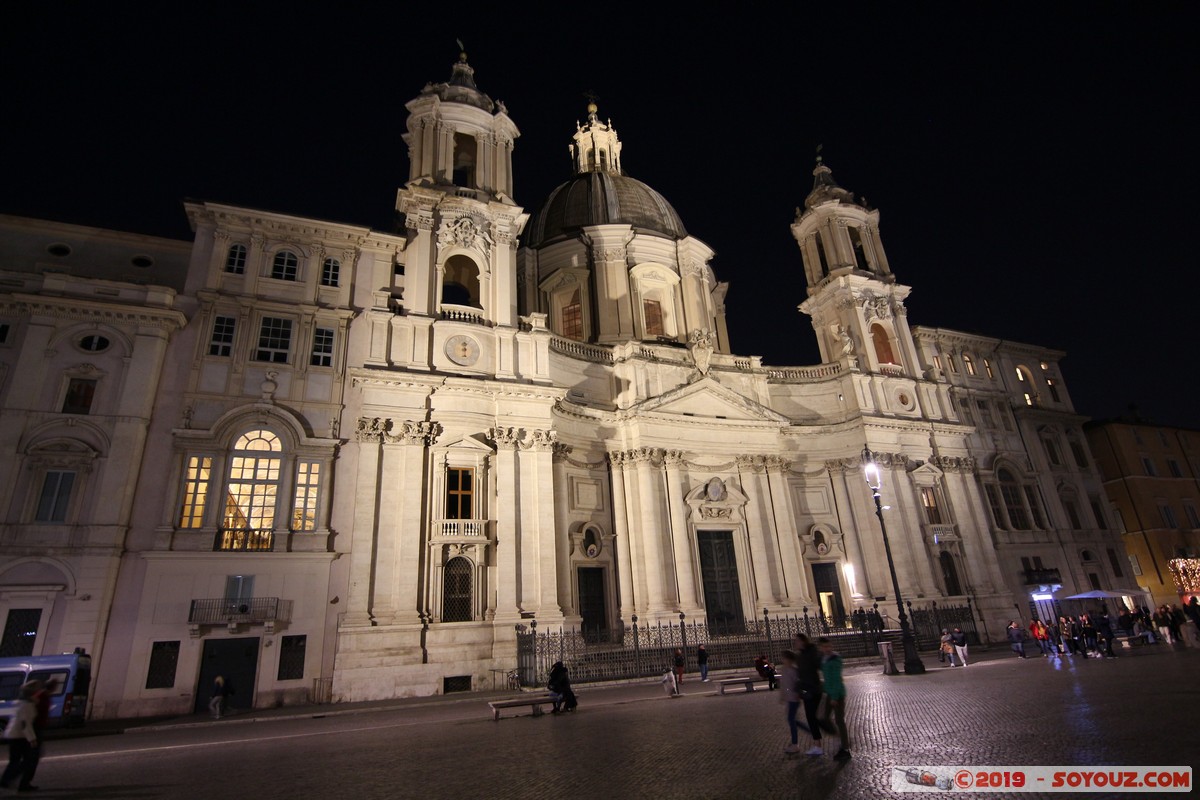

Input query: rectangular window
[1088,572,1102,590]
[956,397,974,425]
[1032,555,1045,569]
[271,252,298,281]
[1045,377,1061,403]
[1142,457,1157,476]
[1185,503,1200,528]
[0,322,10,344]
[946,355,959,373]
[446,467,473,519]
[984,485,1006,529]
[1020,556,1032,572]
[1160,503,1178,528]
[209,316,236,357]
[178,456,212,528]
[1043,438,1062,466]
[225,245,246,274]
[277,635,307,680]
[562,300,583,341]
[1070,441,1089,468]
[62,378,97,414]
[976,401,995,429]
[1106,548,1124,579]
[320,258,340,288]
[292,461,320,531]
[1129,554,1142,576]
[920,487,943,525]
[1168,459,1183,478]
[643,299,664,337]
[1002,483,1031,529]
[225,575,255,603]
[310,328,334,367]
[999,404,1015,432]
[35,471,74,522]
[145,641,180,689]
[1063,498,1082,530]
[1090,499,1108,530]
[255,317,292,363]
[933,356,943,372]
[0,609,42,658]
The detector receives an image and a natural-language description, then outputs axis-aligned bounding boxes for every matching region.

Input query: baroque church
[0,53,1131,717]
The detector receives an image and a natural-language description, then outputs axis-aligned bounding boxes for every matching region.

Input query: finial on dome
[456,38,467,62]
[815,143,823,165]
[583,90,599,121]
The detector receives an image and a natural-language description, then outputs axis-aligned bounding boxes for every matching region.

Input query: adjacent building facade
[1085,417,1200,606]
[0,54,1132,718]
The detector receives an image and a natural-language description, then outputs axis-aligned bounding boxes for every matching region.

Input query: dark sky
[3,5,1196,427]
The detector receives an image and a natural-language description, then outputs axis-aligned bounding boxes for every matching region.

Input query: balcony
[188,596,291,636]
[432,519,490,540]
[215,528,273,552]
[1022,568,1062,586]
[923,524,959,544]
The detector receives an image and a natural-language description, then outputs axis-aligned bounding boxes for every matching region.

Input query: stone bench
[488,693,559,720]
[717,674,778,695]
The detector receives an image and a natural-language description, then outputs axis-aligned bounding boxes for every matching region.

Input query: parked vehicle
[0,651,91,727]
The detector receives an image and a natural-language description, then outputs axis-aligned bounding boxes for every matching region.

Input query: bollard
[879,640,897,675]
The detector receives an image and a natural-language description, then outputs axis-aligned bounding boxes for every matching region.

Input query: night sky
[3,5,1196,427]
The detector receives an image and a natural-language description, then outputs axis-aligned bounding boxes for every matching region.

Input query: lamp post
[862,446,926,675]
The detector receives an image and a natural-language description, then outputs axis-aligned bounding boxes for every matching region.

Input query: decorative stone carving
[551,441,573,462]
[684,476,747,524]
[355,417,390,442]
[664,450,687,468]
[688,329,715,376]
[599,248,625,261]
[525,428,557,451]
[438,215,493,256]
[387,420,440,446]
[931,455,977,473]
[489,426,522,450]
[800,523,845,559]
[860,291,892,322]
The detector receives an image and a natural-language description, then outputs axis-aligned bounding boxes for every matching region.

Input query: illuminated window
[983,358,994,379]
[225,244,246,274]
[255,317,292,363]
[291,461,320,531]
[35,471,74,522]
[946,354,959,373]
[963,353,977,376]
[562,289,582,340]
[178,456,212,528]
[644,299,664,337]
[446,468,473,519]
[219,430,281,551]
[209,316,236,357]
[920,487,943,525]
[320,258,340,288]
[310,328,334,367]
[62,378,97,415]
[1045,377,1061,403]
[871,324,895,365]
[271,251,299,281]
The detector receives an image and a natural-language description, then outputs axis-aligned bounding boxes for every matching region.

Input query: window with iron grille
[561,289,582,340]
[254,317,292,363]
[145,641,180,689]
[210,316,236,357]
[320,258,340,287]
[310,328,334,367]
[643,299,664,337]
[445,468,473,519]
[35,471,74,522]
[179,456,213,528]
[271,250,298,281]
[225,244,247,274]
[62,378,97,414]
[442,557,472,622]
[0,609,41,658]
[277,635,306,680]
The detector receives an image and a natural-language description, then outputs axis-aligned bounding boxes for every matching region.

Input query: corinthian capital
[489,426,522,450]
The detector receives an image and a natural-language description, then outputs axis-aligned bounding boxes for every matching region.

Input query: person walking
[672,648,685,688]
[1095,610,1117,658]
[1,680,41,791]
[209,675,229,719]
[939,629,957,667]
[951,627,969,666]
[1007,621,1027,658]
[817,638,851,760]
[780,649,803,754]
[793,633,825,756]
[696,644,709,682]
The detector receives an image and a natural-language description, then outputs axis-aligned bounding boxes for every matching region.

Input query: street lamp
[862,445,926,675]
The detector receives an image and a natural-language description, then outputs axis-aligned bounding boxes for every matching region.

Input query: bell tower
[794,155,920,377]
[396,49,528,372]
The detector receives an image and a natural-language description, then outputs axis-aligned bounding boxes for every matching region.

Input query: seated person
[754,654,777,690]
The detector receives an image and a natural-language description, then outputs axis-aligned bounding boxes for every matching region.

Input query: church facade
[0,54,1130,718]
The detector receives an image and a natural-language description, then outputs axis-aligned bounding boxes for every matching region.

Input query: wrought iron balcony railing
[188,597,285,625]
[1022,568,1062,585]
[216,528,273,552]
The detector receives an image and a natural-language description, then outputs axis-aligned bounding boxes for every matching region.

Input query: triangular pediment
[440,433,495,452]
[629,376,790,423]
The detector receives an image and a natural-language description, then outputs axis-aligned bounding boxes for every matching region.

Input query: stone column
[766,456,806,608]
[490,427,522,622]
[826,458,873,604]
[528,429,563,623]
[663,450,700,614]
[552,442,576,619]
[391,421,438,625]
[737,456,781,606]
[633,447,668,614]
[344,418,385,627]
[608,451,637,618]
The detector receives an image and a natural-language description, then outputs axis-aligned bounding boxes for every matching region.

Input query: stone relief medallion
[445,334,480,366]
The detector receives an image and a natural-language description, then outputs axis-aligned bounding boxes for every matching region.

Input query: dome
[526,172,688,247]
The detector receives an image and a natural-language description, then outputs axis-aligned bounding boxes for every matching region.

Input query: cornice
[7,294,186,331]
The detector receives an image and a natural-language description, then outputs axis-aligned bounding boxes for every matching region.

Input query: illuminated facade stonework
[0,55,1130,716]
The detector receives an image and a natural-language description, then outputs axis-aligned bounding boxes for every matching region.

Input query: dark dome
[526,172,687,247]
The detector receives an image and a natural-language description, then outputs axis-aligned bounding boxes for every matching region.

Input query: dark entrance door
[697,530,744,633]
[811,562,846,626]
[577,567,607,642]
[194,637,259,715]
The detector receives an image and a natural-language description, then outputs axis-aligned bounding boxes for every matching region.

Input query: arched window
[939,551,962,596]
[962,353,977,376]
[442,255,481,308]
[814,232,830,277]
[1015,365,1034,406]
[848,226,869,270]
[997,469,1030,529]
[219,430,282,551]
[442,557,473,622]
[225,244,247,274]
[452,133,477,188]
[271,251,298,281]
[871,324,895,365]
[987,468,1047,531]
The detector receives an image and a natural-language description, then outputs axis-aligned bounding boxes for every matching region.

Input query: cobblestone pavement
[41,645,1200,799]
